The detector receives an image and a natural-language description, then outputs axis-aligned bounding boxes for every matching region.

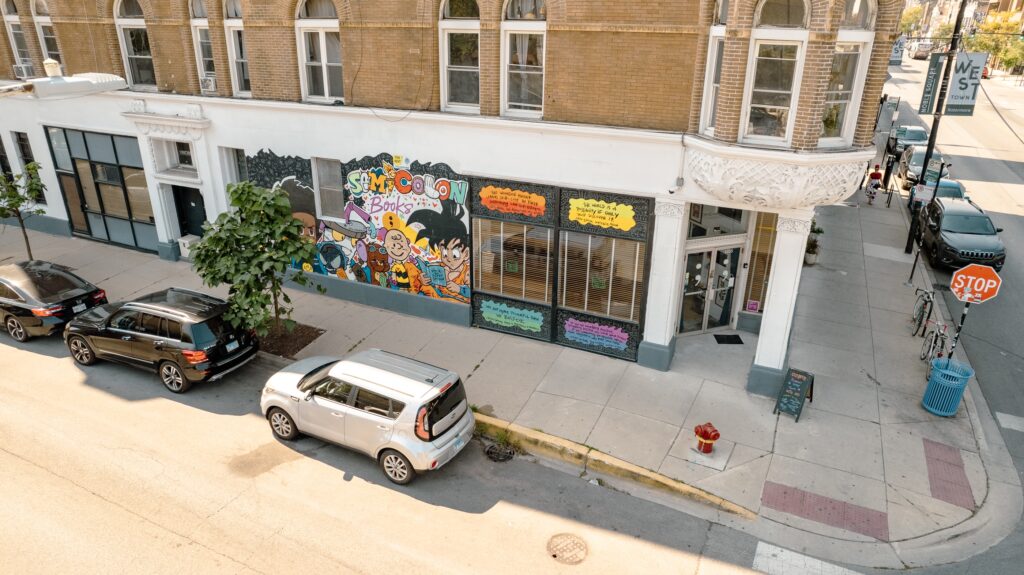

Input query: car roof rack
[125,301,193,321]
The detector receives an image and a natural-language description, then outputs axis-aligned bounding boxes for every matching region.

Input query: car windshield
[943,215,996,235]
[298,360,341,391]
[910,152,944,168]
[904,128,928,141]
[9,265,91,303]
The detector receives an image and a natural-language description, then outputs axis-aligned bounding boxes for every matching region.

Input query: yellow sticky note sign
[568,198,636,232]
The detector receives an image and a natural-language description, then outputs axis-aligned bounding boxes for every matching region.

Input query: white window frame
[500,20,546,119]
[191,19,214,86]
[819,30,873,148]
[224,21,250,97]
[740,28,807,146]
[312,156,345,223]
[4,8,34,77]
[700,26,726,136]
[32,2,62,70]
[296,21,343,103]
[439,18,481,114]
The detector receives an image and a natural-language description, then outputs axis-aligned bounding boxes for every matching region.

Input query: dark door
[130,313,165,368]
[172,186,207,237]
[101,309,144,364]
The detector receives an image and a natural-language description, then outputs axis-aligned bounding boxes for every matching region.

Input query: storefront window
[559,232,645,322]
[742,212,778,313]
[473,219,552,304]
[687,203,751,238]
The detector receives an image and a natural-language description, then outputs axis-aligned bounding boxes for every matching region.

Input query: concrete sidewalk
[1,186,1020,568]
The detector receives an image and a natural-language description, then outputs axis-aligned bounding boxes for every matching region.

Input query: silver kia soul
[260,349,475,484]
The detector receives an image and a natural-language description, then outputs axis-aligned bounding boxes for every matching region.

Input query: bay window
[700,30,726,135]
[821,0,876,146]
[741,0,808,144]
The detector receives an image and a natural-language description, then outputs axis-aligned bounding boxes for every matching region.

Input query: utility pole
[905,0,969,254]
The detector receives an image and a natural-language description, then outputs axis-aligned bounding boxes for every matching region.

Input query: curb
[254,350,293,370]
[473,413,757,520]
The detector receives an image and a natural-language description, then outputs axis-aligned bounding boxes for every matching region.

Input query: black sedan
[0,260,107,342]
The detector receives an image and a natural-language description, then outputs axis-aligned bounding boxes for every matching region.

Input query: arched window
[501,0,546,117]
[223,0,250,96]
[840,0,875,30]
[189,1,215,92]
[440,1,480,113]
[31,0,61,70]
[297,0,343,102]
[115,0,155,87]
[190,0,207,19]
[755,0,807,28]
[3,0,32,77]
[225,0,242,19]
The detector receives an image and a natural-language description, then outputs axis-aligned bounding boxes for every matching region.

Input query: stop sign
[950,264,1002,303]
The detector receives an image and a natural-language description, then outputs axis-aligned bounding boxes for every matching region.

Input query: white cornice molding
[121,99,211,142]
[683,135,874,210]
[654,200,687,218]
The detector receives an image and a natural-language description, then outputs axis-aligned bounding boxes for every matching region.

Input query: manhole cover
[547,533,587,565]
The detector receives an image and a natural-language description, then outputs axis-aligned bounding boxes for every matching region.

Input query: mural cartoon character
[407,202,470,303]
[366,244,390,287]
[382,224,440,298]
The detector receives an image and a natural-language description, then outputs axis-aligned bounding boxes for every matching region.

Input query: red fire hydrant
[694,422,720,454]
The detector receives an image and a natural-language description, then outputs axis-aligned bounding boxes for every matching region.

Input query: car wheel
[379,449,415,485]
[928,243,940,266]
[5,316,28,342]
[267,408,299,440]
[159,361,191,394]
[67,335,97,366]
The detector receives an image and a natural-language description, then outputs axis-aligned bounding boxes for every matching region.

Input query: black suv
[64,288,258,393]
[0,260,107,342]
[918,198,1006,271]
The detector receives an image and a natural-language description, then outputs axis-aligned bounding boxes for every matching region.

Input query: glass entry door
[680,246,742,334]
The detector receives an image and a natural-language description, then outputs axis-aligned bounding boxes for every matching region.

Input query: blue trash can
[922,359,974,417]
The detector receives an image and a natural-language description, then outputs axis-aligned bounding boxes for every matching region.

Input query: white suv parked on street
[260,349,475,484]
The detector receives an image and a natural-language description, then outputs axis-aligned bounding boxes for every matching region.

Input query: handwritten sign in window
[567,198,637,232]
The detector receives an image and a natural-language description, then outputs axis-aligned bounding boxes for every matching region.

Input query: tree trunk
[16,211,33,260]
[271,277,281,333]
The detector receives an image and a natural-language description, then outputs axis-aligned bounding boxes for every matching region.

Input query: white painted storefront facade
[0,90,871,388]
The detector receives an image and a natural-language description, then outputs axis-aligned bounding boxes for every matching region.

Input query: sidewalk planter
[922,359,974,417]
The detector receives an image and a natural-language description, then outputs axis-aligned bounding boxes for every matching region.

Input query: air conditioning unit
[177,234,202,259]
[200,77,217,93]
[12,64,34,79]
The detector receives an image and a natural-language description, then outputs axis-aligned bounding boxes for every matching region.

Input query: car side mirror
[304,391,314,402]
[996,228,1004,233]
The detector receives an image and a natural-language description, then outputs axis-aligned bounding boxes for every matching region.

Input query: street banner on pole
[919,53,946,114]
[890,35,906,66]
[946,52,988,116]
[914,183,936,204]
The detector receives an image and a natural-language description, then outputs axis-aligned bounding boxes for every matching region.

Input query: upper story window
[190,1,215,92]
[223,0,250,96]
[700,30,726,136]
[115,0,155,88]
[501,0,546,118]
[32,1,61,67]
[3,0,33,78]
[440,1,480,113]
[296,0,343,103]
[822,0,876,146]
[714,0,729,25]
[840,0,875,29]
[741,0,809,145]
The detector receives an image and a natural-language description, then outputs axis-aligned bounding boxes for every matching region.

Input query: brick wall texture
[1,0,903,150]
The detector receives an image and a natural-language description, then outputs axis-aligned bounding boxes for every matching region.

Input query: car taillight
[32,305,64,317]
[415,406,431,441]
[91,290,107,302]
[181,349,209,365]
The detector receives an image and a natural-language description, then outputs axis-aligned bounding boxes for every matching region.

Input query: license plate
[453,436,464,453]
[72,303,86,313]
[225,340,239,352]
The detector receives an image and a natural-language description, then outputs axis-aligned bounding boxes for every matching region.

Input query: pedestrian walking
[866,164,882,205]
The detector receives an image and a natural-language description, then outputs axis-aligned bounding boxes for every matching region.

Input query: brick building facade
[0,0,902,394]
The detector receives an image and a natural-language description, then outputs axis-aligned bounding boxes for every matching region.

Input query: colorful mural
[245,149,318,241]
[303,153,471,304]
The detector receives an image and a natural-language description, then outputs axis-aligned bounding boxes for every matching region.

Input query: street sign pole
[946,301,970,368]
[905,0,969,254]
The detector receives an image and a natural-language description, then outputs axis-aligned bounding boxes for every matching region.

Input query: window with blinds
[473,219,553,304]
[743,212,777,312]
[559,231,645,322]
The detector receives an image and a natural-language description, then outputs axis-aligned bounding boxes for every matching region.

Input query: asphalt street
[0,335,766,574]
[854,58,1024,575]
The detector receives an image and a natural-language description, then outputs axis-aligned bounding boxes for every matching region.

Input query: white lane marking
[995,412,1024,433]
[752,542,862,575]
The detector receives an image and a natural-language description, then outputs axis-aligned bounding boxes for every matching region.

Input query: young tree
[0,162,46,260]
[965,12,1024,70]
[900,5,924,35]
[191,181,319,337]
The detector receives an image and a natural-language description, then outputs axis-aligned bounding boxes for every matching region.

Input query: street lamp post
[905,0,970,254]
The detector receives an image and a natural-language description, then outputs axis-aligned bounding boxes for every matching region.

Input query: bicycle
[919,318,950,363]
[910,287,935,337]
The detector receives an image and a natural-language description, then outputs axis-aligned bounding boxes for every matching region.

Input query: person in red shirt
[866,164,883,205]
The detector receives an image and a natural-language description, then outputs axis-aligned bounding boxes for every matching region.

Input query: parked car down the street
[63,287,258,393]
[260,349,476,485]
[918,198,1006,272]
[910,40,933,59]
[898,145,949,191]
[0,260,107,342]
[910,178,968,204]
[891,125,929,155]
